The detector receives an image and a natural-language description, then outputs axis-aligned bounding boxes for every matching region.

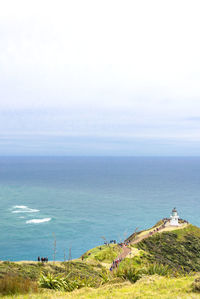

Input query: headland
[1,209,200,298]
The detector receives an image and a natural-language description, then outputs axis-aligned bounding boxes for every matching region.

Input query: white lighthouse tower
[170,208,179,226]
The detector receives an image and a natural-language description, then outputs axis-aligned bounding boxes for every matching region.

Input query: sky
[0,0,200,155]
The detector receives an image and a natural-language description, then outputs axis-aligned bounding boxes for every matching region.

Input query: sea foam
[26,218,51,224]
[11,205,40,213]
[13,205,28,209]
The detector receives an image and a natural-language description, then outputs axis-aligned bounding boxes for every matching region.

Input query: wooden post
[64,248,66,262]
[52,233,56,264]
[68,247,71,271]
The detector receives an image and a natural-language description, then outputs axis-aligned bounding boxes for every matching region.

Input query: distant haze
[1,0,200,155]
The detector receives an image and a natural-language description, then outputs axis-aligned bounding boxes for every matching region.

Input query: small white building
[170,208,179,226]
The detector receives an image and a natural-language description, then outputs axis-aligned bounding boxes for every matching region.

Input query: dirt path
[130,221,188,244]
[130,224,166,245]
[114,222,168,264]
[118,244,131,260]
[130,221,188,245]
[111,221,188,269]
[131,232,155,245]
[110,245,131,270]
[112,228,162,267]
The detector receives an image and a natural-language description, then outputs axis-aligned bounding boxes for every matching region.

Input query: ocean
[0,157,200,261]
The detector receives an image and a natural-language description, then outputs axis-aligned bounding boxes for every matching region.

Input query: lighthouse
[170,208,179,226]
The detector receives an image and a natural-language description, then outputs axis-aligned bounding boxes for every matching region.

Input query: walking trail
[118,244,131,260]
[112,220,188,268]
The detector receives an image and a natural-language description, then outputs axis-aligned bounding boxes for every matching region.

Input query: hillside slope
[3,275,200,299]
[2,223,200,298]
[135,224,200,272]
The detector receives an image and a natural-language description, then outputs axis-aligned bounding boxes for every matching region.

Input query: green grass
[0,261,44,280]
[172,224,200,240]
[0,274,38,296]
[136,224,200,272]
[82,244,122,263]
[2,274,200,298]
[2,224,200,297]
[0,260,104,277]
[0,260,112,297]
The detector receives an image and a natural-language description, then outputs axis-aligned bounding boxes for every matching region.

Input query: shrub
[39,272,78,291]
[192,277,200,291]
[94,246,120,262]
[99,269,111,284]
[142,263,172,276]
[39,272,98,292]
[0,275,38,295]
[115,267,141,283]
[115,263,172,284]
[137,229,200,272]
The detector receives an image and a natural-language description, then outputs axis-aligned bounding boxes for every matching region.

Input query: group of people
[147,217,189,237]
[148,226,163,236]
[109,240,116,244]
[119,241,130,247]
[104,240,117,245]
[110,257,122,271]
[38,256,48,263]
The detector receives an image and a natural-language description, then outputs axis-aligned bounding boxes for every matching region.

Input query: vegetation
[2,275,200,298]
[38,268,111,291]
[2,223,200,297]
[0,260,107,287]
[136,224,200,272]
[0,274,38,296]
[115,258,172,283]
[39,272,80,291]
[82,244,122,263]
[0,260,109,297]
[193,276,200,292]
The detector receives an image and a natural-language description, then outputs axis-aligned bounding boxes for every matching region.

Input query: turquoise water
[0,157,200,261]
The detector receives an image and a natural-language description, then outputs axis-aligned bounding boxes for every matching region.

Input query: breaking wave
[11,205,40,213]
[13,205,27,209]
[26,218,51,224]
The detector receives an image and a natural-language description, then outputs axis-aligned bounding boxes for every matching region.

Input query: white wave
[13,205,28,209]
[11,205,40,213]
[26,218,51,224]
[12,209,40,213]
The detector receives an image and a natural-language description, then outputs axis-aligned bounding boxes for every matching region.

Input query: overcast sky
[1,0,200,155]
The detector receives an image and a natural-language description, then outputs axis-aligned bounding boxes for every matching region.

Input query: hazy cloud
[0,0,200,155]
[186,117,200,121]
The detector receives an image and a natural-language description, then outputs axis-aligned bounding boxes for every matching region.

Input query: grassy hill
[136,224,200,272]
[82,244,122,264]
[2,274,200,298]
[2,222,200,298]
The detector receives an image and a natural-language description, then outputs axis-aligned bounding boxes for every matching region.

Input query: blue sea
[0,157,200,261]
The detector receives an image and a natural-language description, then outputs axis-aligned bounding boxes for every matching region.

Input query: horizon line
[0,155,200,158]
